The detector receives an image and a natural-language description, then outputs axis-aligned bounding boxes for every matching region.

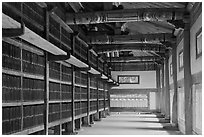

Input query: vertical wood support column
[102,82,106,118]
[107,85,111,115]
[164,57,170,120]
[156,65,161,112]
[183,14,192,135]
[44,53,49,135]
[95,57,100,121]
[161,62,165,115]
[85,72,91,126]
[59,64,62,135]
[94,77,100,121]
[44,8,49,135]
[70,34,77,134]
[172,44,178,125]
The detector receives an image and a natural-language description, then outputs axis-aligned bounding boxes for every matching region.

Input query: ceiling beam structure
[66,8,185,25]
[107,56,162,62]
[94,43,166,53]
[87,33,175,45]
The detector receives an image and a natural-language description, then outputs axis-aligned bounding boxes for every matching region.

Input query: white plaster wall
[190,13,202,75]
[178,87,185,133]
[111,71,156,89]
[192,84,202,134]
[177,38,184,81]
[149,92,156,110]
[170,89,174,123]
[190,12,202,135]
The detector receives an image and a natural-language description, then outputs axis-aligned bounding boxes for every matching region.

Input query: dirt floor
[77,112,182,135]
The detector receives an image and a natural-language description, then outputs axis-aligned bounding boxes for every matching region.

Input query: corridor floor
[78,112,182,135]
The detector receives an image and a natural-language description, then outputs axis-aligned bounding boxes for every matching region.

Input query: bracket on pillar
[48,52,70,61]
[168,20,185,29]
[3,22,25,38]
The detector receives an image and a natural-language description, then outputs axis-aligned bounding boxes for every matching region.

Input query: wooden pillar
[183,14,192,135]
[156,65,161,112]
[172,44,178,125]
[85,72,91,126]
[164,57,170,119]
[161,62,165,115]
[70,34,77,134]
[44,8,49,135]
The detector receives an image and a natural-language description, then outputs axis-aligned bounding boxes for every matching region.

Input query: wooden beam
[156,65,161,112]
[44,9,49,135]
[164,57,170,119]
[87,72,91,126]
[95,43,166,53]
[107,56,162,62]
[88,33,175,45]
[68,2,84,12]
[66,8,185,24]
[171,44,178,125]
[36,2,47,8]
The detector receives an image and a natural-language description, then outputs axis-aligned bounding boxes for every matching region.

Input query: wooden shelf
[49,100,64,104]
[105,107,109,110]
[61,99,72,103]
[90,86,97,90]
[23,101,44,106]
[48,117,72,128]
[74,113,87,120]
[99,108,104,112]
[3,13,67,55]
[89,110,97,115]
[80,99,88,102]
[75,84,87,88]
[49,78,71,85]
[98,88,104,91]
[2,102,22,107]
[99,98,105,101]
[2,69,44,80]
[65,55,88,68]
[13,124,44,135]
[74,99,88,102]
[90,99,97,101]
[2,101,44,107]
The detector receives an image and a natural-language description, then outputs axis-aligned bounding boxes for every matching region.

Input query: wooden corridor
[78,112,182,135]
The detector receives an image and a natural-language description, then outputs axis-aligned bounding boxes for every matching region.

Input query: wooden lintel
[48,53,70,61]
